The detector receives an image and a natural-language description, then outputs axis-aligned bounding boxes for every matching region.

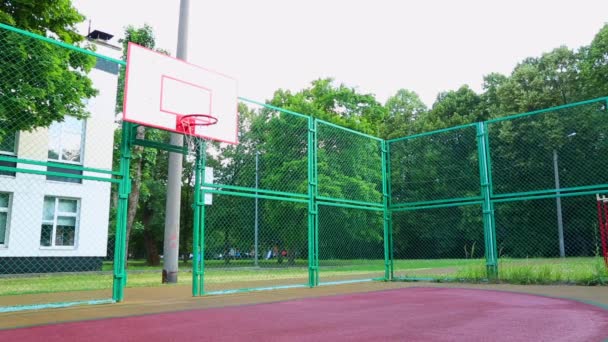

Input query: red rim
[180,114,218,127]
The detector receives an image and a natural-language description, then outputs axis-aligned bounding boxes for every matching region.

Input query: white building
[0,30,120,273]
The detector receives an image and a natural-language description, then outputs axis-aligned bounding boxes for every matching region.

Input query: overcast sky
[72,0,608,107]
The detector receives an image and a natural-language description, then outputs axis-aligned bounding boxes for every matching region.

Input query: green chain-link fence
[484,100,608,284]
[316,121,385,283]
[0,23,123,310]
[1,22,607,312]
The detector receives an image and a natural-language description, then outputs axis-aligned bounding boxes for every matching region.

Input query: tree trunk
[125,125,146,263]
[142,205,160,266]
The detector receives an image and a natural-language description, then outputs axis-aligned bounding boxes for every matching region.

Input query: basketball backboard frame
[122,42,239,145]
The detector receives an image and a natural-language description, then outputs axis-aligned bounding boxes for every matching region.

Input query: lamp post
[553,132,576,258]
[553,149,565,258]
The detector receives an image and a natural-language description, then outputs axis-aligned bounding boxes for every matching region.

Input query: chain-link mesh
[488,102,608,195]
[203,194,308,292]
[2,22,607,310]
[392,204,484,280]
[206,104,309,195]
[317,122,383,204]
[318,205,384,283]
[494,195,608,284]
[389,125,480,205]
[0,26,121,308]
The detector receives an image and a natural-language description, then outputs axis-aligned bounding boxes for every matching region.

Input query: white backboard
[123,43,239,144]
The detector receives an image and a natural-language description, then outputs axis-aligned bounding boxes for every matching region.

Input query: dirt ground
[1,280,606,330]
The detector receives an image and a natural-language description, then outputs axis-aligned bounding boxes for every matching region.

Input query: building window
[47,117,85,183]
[0,193,10,247]
[48,116,85,164]
[0,133,17,177]
[41,197,79,248]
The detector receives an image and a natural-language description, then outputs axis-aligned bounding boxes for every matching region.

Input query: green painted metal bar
[202,188,309,203]
[132,139,187,155]
[191,139,204,296]
[202,183,308,199]
[238,97,310,119]
[387,122,477,143]
[112,122,133,302]
[391,196,484,209]
[386,141,394,280]
[315,195,383,208]
[314,119,320,286]
[0,299,115,313]
[316,119,383,142]
[486,97,608,123]
[492,184,608,199]
[484,121,495,197]
[492,188,608,203]
[0,23,126,66]
[317,200,385,211]
[0,155,119,175]
[381,140,393,280]
[392,276,463,282]
[0,165,120,183]
[307,117,319,287]
[477,122,498,279]
[386,97,607,146]
[391,200,483,212]
[318,278,378,286]
[204,283,308,296]
[199,140,208,295]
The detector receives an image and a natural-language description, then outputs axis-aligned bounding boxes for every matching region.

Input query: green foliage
[0,0,96,142]
[269,78,387,136]
[383,89,427,139]
[0,0,85,43]
[115,24,169,114]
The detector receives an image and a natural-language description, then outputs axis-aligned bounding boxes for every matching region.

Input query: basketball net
[178,114,218,163]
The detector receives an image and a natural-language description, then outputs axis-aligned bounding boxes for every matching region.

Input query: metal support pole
[553,149,566,258]
[163,0,190,284]
[381,140,393,280]
[254,151,259,267]
[307,118,319,287]
[477,123,498,279]
[112,122,133,302]
[192,139,205,296]
[199,141,208,294]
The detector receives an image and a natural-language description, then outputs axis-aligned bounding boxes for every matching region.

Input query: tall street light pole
[553,149,565,258]
[163,0,190,283]
[553,132,576,259]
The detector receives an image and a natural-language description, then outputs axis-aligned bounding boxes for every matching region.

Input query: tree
[269,78,387,135]
[382,89,427,139]
[0,0,96,143]
[581,24,608,99]
[114,25,170,264]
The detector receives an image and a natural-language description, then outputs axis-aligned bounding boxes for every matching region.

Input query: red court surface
[1,287,607,341]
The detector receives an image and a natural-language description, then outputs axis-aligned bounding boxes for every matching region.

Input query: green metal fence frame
[1,22,607,312]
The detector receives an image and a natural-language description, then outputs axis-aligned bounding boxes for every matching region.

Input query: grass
[454,257,608,285]
[0,257,606,297]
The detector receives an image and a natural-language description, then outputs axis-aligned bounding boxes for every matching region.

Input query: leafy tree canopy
[0,0,96,142]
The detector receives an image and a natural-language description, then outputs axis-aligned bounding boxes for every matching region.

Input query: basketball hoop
[177,114,218,162]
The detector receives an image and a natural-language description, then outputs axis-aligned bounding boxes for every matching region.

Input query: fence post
[307,117,319,286]
[192,139,206,296]
[381,140,394,280]
[112,121,133,302]
[476,122,498,279]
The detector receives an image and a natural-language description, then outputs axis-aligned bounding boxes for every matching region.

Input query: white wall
[0,42,119,258]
